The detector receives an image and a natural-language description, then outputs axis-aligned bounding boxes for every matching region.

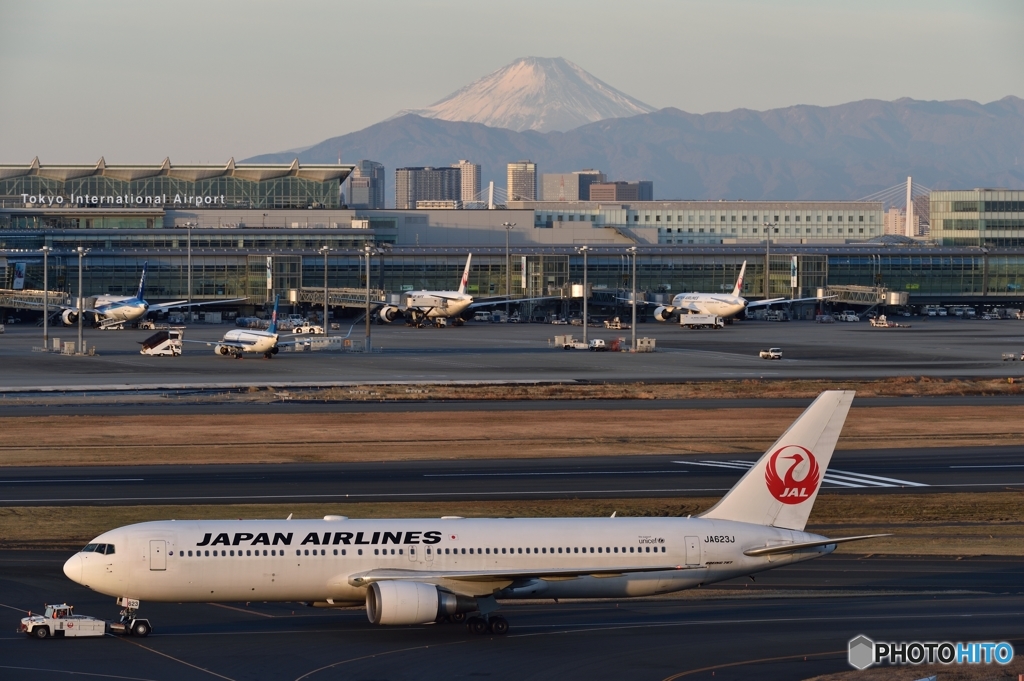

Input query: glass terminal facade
[930,190,1024,247]
[0,160,352,210]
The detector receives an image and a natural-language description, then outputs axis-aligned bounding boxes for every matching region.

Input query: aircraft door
[149,540,166,571]
[684,536,701,567]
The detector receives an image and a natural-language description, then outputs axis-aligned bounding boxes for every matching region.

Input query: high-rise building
[588,180,653,202]
[348,160,385,209]
[452,160,481,203]
[541,170,606,201]
[507,160,537,202]
[395,167,462,210]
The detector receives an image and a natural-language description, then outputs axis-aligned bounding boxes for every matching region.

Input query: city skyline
[0,0,1021,164]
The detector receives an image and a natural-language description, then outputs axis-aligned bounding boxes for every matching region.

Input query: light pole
[502,222,515,317]
[762,222,777,299]
[627,246,637,352]
[576,245,590,345]
[319,245,331,337]
[184,221,196,322]
[364,245,377,353]
[41,245,51,346]
[75,246,89,355]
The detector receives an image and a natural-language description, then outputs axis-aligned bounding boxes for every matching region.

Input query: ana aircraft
[649,261,827,322]
[57,262,244,330]
[190,295,300,359]
[64,391,884,635]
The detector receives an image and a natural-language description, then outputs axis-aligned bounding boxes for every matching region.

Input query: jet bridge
[297,287,387,309]
[824,285,908,307]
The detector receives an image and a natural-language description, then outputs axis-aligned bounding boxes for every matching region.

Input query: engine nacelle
[654,306,675,322]
[62,309,79,325]
[379,306,402,323]
[366,581,477,625]
[215,344,232,356]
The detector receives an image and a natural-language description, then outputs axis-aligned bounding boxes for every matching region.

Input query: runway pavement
[2,446,1021,506]
[2,316,1024,390]
[1,550,1020,681]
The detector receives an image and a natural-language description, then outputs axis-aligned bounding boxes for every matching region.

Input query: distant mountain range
[247,96,1024,202]
[392,57,655,133]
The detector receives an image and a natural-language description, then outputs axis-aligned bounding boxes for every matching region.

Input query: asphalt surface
[1,550,1020,681]
[3,316,1024,389]
[2,446,1021,507]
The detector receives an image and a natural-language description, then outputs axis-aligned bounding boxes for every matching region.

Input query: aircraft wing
[467,295,560,310]
[349,563,696,589]
[742,533,892,557]
[148,298,248,314]
[746,294,835,309]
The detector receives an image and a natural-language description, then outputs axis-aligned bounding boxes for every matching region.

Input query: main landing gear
[440,611,509,635]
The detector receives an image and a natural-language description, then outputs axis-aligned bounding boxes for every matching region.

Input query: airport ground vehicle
[679,313,725,329]
[836,312,860,322]
[139,328,183,356]
[19,602,150,638]
[589,339,608,351]
[759,347,782,359]
[292,324,324,335]
[603,317,629,330]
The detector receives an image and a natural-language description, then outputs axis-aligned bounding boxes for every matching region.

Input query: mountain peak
[398,56,655,133]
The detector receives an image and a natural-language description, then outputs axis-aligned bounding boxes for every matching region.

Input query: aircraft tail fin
[731,261,747,297]
[700,391,854,531]
[136,261,148,300]
[457,253,472,295]
[267,295,280,335]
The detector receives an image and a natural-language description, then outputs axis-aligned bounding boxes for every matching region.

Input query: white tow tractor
[19,602,152,639]
[291,323,325,335]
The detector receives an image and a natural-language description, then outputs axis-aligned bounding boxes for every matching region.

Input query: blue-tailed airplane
[59,262,246,330]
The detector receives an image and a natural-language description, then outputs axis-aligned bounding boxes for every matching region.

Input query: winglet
[700,391,855,531]
[458,253,472,295]
[267,295,280,335]
[731,261,747,297]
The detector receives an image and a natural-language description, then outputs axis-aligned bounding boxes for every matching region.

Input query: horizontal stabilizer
[743,533,892,556]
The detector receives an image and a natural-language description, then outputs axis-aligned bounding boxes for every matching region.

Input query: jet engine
[366,581,477,625]
[378,306,402,323]
[216,345,232,356]
[653,306,676,322]
[61,309,79,325]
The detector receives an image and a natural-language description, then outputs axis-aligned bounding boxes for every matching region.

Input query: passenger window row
[173,545,668,558]
[427,546,667,555]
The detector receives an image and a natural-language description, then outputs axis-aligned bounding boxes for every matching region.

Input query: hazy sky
[1,0,1021,164]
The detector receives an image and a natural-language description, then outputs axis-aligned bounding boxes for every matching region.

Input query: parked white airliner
[377,253,550,326]
[650,261,827,321]
[64,391,882,635]
[57,261,244,330]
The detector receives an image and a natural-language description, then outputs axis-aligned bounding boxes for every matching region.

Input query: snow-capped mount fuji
[396,56,656,133]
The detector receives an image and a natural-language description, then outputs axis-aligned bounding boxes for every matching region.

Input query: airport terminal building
[2,160,1024,313]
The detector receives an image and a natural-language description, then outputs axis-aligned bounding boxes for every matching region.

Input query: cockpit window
[82,543,99,553]
[103,544,115,555]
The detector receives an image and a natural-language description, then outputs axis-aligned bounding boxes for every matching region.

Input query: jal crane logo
[765,445,820,504]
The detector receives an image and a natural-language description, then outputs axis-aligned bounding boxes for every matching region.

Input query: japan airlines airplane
[649,261,827,322]
[377,253,551,327]
[64,391,885,635]
[57,262,244,330]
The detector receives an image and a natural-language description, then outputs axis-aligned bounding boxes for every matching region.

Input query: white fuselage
[65,517,832,605]
[404,292,474,319]
[671,293,747,319]
[216,328,279,355]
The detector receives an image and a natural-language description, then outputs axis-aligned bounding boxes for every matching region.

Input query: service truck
[138,328,184,356]
[759,347,783,359]
[679,313,725,329]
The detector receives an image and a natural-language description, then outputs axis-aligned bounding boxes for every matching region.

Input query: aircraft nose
[63,554,83,583]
